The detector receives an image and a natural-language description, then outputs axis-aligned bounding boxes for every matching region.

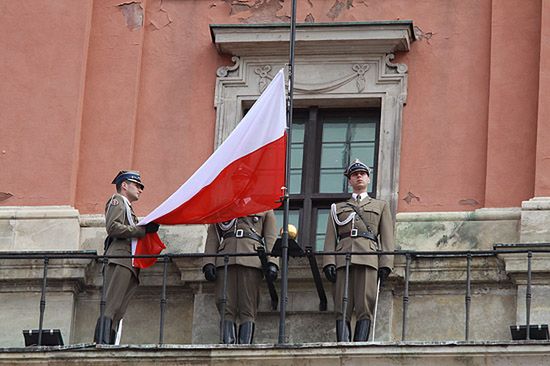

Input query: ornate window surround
[210,21,415,214]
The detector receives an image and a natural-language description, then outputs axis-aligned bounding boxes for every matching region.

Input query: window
[211,22,413,242]
[274,107,380,251]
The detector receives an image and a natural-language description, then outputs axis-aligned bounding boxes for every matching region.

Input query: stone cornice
[210,21,415,56]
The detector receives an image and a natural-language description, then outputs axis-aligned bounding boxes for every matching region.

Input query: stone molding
[396,208,521,251]
[0,206,80,251]
[2,342,550,364]
[520,197,550,243]
[0,205,79,219]
[210,21,415,56]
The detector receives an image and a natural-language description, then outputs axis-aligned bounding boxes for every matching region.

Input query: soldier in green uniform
[323,160,394,342]
[93,171,160,344]
[203,211,278,344]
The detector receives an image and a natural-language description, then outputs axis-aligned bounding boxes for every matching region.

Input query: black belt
[223,230,264,244]
[339,230,378,242]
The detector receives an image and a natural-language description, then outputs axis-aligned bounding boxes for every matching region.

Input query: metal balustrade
[1,247,549,346]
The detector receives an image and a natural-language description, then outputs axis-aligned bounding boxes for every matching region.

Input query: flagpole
[278,0,297,344]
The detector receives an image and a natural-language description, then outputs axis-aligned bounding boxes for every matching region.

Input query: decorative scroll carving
[385,54,408,74]
[254,65,273,92]
[250,64,372,94]
[293,64,370,94]
[216,56,241,77]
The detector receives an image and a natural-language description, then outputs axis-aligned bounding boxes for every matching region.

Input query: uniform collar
[352,192,369,202]
[119,194,132,207]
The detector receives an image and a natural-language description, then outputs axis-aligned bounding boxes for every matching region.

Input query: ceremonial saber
[371,278,381,342]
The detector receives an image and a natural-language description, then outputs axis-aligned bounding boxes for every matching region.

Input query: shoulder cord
[216,218,237,245]
[218,218,237,232]
[330,203,356,227]
[122,198,134,226]
[111,195,138,267]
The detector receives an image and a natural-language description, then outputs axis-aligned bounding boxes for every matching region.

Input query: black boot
[238,322,255,344]
[222,320,237,344]
[93,317,113,344]
[336,320,351,342]
[110,329,117,345]
[353,319,371,342]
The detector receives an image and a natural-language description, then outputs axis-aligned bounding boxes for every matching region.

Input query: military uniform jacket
[323,196,394,270]
[105,193,146,278]
[204,210,278,269]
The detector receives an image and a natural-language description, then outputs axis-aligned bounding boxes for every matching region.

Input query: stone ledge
[397,208,521,222]
[522,197,550,210]
[396,208,520,251]
[0,206,79,219]
[1,341,550,364]
[0,257,94,282]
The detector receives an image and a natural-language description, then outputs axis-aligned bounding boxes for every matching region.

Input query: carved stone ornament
[251,64,372,94]
[216,56,241,77]
[254,65,273,93]
[385,54,408,74]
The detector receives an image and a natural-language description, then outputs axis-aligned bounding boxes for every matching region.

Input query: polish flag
[132,69,287,268]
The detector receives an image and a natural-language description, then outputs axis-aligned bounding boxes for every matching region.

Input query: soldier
[93,171,160,344]
[323,159,394,342]
[203,211,278,344]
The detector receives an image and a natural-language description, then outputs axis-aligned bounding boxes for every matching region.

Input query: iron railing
[1,247,548,346]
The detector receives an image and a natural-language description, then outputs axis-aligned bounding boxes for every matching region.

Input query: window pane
[290,120,305,194]
[316,209,330,251]
[319,115,377,193]
[292,122,305,143]
[322,123,347,142]
[350,122,376,142]
[291,146,303,169]
[319,171,346,192]
[274,210,300,236]
[349,142,375,167]
[289,171,301,194]
[320,143,346,168]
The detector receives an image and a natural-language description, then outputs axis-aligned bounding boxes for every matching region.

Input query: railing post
[465,253,472,341]
[219,255,229,344]
[402,253,411,341]
[159,255,169,345]
[37,257,49,346]
[526,251,532,340]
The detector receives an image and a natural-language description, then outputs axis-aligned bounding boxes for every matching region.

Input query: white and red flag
[132,69,287,268]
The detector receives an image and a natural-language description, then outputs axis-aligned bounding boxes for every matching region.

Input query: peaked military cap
[112,170,144,189]
[344,159,371,178]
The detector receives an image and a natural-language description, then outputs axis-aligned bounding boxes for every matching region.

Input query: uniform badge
[111,198,119,206]
[252,216,259,223]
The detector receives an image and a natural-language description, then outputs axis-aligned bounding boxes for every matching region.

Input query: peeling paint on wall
[327,0,354,20]
[414,26,435,44]
[403,191,421,204]
[117,1,143,30]
[0,192,13,202]
[223,0,289,23]
[149,0,172,30]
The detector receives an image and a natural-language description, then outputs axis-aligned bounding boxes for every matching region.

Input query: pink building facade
[1,0,550,350]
